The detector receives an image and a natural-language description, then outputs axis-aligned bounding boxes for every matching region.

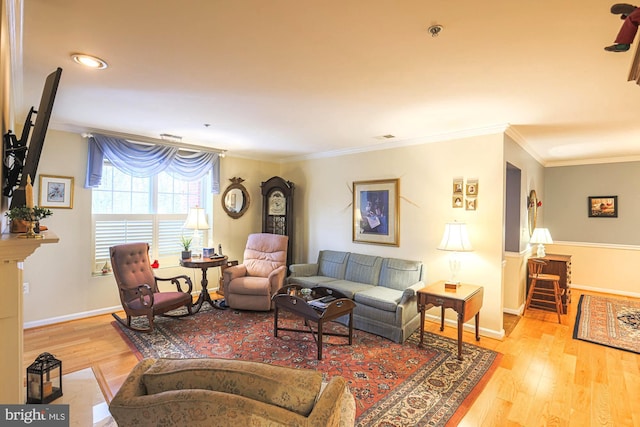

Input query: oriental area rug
[573,294,640,354]
[113,306,501,426]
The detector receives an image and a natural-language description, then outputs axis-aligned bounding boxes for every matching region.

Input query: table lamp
[183,206,210,257]
[437,222,473,288]
[530,227,553,258]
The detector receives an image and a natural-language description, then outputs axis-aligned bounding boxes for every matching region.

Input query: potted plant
[5,206,53,233]
[180,235,193,259]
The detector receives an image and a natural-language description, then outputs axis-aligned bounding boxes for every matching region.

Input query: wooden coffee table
[272,285,356,360]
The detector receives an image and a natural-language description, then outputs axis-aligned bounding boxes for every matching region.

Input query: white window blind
[91,163,210,273]
[94,218,154,261]
[158,219,187,256]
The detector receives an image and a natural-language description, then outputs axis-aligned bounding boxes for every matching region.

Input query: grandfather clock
[261,176,294,266]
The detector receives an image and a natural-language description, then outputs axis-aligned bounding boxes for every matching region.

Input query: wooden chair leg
[524,278,537,313]
[553,280,562,324]
[147,314,155,332]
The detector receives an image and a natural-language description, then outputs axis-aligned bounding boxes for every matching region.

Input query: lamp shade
[437,222,473,252]
[530,228,553,244]
[183,207,210,230]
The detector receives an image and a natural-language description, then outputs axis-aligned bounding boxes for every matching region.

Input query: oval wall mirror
[222,177,250,219]
[527,189,538,237]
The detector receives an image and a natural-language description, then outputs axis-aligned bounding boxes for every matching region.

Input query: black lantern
[26,352,62,404]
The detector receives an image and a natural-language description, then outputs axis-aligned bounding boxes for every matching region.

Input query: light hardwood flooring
[24,289,640,426]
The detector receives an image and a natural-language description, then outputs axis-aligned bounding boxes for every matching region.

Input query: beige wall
[546,242,640,297]
[22,130,279,326]
[502,134,545,312]
[22,129,638,335]
[25,130,512,336]
[282,133,507,337]
[214,156,279,262]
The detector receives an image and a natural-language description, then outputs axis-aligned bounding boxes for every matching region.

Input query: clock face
[268,190,286,215]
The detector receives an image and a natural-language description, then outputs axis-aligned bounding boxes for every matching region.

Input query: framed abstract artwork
[352,179,399,246]
[39,175,74,209]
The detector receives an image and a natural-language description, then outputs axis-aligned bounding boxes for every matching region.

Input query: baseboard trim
[24,306,122,330]
[423,313,505,341]
[24,290,219,330]
[503,306,523,316]
[571,284,640,299]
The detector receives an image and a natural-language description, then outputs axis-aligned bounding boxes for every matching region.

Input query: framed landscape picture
[39,175,74,209]
[352,178,399,246]
[588,196,617,218]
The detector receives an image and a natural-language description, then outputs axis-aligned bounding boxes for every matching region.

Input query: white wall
[282,134,507,336]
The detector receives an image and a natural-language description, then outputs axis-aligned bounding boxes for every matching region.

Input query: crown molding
[544,154,640,167]
[504,126,546,166]
[283,124,511,163]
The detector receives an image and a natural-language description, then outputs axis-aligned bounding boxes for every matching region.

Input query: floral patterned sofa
[109,358,355,427]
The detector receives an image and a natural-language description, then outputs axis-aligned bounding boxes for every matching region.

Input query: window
[92,164,209,272]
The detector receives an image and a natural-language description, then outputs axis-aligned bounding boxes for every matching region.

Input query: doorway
[505,162,521,252]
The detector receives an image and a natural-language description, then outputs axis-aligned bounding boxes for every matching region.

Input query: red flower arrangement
[527,198,543,209]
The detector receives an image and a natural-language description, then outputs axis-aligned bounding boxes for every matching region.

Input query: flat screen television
[7,67,62,209]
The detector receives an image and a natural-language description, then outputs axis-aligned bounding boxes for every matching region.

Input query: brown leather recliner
[222,233,288,311]
[110,242,194,332]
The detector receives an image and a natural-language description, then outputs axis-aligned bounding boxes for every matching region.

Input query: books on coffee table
[308,295,337,309]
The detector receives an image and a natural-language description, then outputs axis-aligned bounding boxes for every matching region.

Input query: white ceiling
[18,0,640,164]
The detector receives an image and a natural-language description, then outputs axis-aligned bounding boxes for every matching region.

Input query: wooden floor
[24,289,640,426]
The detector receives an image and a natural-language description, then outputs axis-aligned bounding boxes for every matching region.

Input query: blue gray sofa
[287,250,424,343]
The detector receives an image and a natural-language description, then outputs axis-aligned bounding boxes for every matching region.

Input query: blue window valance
[85,134,220,193]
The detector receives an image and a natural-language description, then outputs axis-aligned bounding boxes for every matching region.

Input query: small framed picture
[466,180,478,196]
[466,197,477,211]
[39,175,74,209]
[452,178,463,195]
[452,195,463,208]
[588,196,617,218]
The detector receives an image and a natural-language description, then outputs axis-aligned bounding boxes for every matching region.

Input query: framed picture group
[452,178,478,210]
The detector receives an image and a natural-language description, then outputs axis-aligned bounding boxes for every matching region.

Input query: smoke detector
[428,25,443,37]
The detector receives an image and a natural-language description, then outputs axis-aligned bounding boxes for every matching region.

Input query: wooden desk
[417,281,484,360]
[180,256,228,312]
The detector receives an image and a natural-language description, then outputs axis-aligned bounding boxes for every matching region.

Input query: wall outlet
[23,282,29,294]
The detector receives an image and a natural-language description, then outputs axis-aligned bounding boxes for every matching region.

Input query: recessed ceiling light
[71,53,108,69]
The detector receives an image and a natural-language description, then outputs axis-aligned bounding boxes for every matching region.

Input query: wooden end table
[272,285,355,360]
[417,281,484,360]
[179,256,229,313]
